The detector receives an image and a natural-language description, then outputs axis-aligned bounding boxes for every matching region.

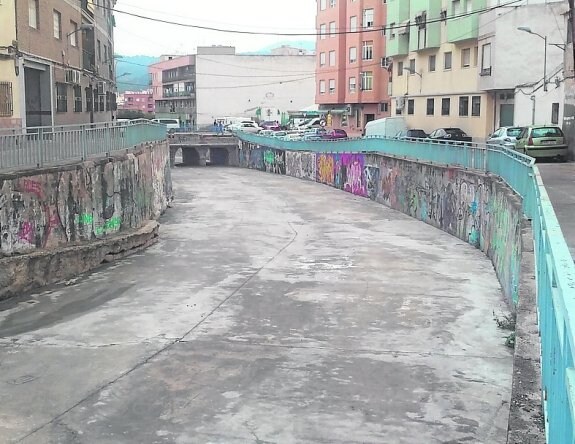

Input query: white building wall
[479,1,567,91]
[195,54,316,127]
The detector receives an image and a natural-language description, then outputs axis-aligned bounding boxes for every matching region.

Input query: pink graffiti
[42,205,61,247]
[18,221,35,244]
[21,179,43,198]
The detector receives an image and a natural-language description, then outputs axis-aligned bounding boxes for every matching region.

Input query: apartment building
[150,47,315,129]
[387,0,493,141]
[0,0,116,129]
[315,0,390,133]
[478,0,567,129]
[118,90,154,114]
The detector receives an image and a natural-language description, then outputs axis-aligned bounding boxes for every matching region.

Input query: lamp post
[518,26,548,92]
[403,67,423,94]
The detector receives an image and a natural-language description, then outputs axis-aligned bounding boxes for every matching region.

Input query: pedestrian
[218,121,224,135]
[213,119,218,133]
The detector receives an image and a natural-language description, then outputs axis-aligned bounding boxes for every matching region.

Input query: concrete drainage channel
[235,141,544,444]
[0,141,173,301]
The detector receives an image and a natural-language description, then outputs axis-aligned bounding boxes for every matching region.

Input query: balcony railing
[162,91,195,98]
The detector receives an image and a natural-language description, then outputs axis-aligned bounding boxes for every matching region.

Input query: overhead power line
[103,0,523,36]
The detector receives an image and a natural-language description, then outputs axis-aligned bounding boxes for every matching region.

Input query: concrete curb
[506,222,545,443]
[0,221,159,302]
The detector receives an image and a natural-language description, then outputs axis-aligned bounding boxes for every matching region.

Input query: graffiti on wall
[286,151,316,180]
[0,142,171,256]
[264,149,286,175]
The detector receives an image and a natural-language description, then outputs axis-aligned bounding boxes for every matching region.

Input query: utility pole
[570,0,575,71]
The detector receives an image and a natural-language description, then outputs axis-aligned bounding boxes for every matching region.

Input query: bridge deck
[0,168,512,443]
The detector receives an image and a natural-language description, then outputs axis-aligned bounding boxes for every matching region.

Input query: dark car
[427,128,472,143]
[395,129,428,140]
[260,121,281,131]
[321,129,348,140]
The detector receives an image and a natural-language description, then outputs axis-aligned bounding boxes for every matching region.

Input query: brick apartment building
[315,0,390,133]
[0,0,116,129]
[118,90,154,114]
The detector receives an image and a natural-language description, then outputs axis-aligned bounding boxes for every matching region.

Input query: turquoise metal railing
[237,131,575,443]
[0,120,167,172]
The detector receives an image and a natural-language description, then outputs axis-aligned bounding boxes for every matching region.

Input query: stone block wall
[240,143,523,307]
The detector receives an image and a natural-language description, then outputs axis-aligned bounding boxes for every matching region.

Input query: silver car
[486,127,524,149]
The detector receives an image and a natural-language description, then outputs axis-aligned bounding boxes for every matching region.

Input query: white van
[364,117,407,138]
[152,118,180,131]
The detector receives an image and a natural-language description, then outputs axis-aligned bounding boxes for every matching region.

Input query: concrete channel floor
[0,167,513,443]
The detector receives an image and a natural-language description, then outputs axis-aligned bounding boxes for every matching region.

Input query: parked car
[259,130,275,137]
[427,128,472,143]
[486,127,525,149]
[151,118,180,132]
[394,129,428,140]
[260,121,281,131]
[229,121,262,134]
[515,125,568,161]
[271,131,288,138]
[321,129,348,140]
[297,117,324,130]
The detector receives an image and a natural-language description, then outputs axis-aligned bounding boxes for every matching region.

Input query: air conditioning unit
[398,22,410,35]
[96,81,105,95]
[440,10,447,21]
[381,57,392,69]
[65,69,82,84]
[415,11,427,28]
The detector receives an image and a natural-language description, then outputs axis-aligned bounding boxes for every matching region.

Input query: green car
[515,125,568,161]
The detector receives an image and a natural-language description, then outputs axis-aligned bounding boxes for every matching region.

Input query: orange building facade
[315,0,390,133]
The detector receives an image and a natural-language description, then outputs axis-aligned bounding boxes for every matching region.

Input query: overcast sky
[114,0,317,56]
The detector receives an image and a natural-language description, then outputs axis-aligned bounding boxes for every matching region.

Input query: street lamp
[517,26,548,91]
[403,67,422,94]
[66,23,94,38]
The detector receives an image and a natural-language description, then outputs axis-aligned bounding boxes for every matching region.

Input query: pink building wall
[119,91,154,114]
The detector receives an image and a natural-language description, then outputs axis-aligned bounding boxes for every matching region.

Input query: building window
[361,71,373,91]
[329,21,336,37]
[330,0,336,6]
[461,48,471,68]
[320,24,327,39]
[53,10,62,39]
[459,96,469,116]
[473,46,478,67]
[397,61,404,76]
[69,21,78,46]
[329,50,336,66]
[329,79,336,94]
[99,94,105,112]
[380,102,388,113]
[106,92,111,111]
[441,98,450,116]
[29,0,39,29]
[481,43,492,75]
[363,9,374,28]
[320,52,326,66]
[0,82,13,117]
[472,96,481,117]
[320,0,326,10]
[429,55,436,72]
[97,40,102,61]
[409,58,416,73]
[349,77,356,93]
[444,51,452,70]
[319,80,326,94]
[350,16,357,33]
[362,41,374,60]
[85,88,93,112]
[349,47,357,63]
[552,102,560,124]
[407,99,414,115]
[73,85,82,112]
[426,98,434,116]
[56,83,67,112]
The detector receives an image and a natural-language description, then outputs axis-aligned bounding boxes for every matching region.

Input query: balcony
[162,91,195,98]
[447,0,486,43]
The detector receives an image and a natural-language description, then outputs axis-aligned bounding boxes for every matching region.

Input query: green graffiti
[75,213,94,225]
[264,150,275,164]
[94,216,122,236]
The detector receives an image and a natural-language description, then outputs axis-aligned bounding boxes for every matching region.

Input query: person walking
[213,119,218,133]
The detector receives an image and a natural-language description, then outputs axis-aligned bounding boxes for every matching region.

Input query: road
[538,163,575,258]
[0,167,512,443]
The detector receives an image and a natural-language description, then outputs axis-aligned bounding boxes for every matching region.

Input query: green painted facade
[447,0,487,43]
[387,0,486,57]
